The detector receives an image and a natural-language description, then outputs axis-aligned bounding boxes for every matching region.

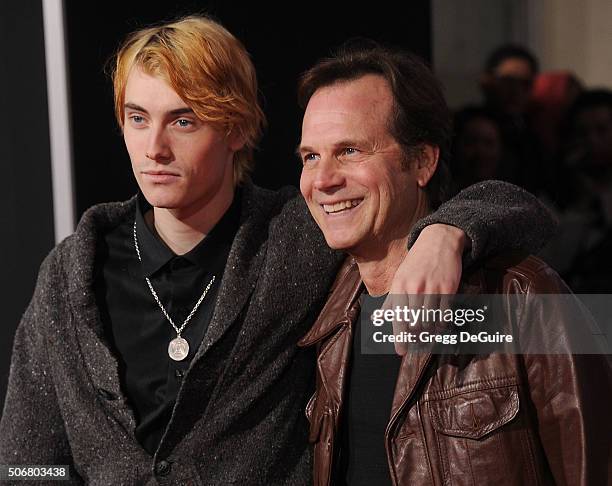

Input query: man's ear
[226,127,247,152]
[415,144,439,188]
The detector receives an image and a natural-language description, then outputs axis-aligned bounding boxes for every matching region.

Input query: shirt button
[175,369,185,380]
[155,460,171,476]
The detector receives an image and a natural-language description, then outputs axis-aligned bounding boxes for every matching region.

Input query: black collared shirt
[94,192,241,455]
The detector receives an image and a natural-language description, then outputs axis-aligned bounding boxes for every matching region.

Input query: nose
[312,156,345,193]
[145,126,172,162]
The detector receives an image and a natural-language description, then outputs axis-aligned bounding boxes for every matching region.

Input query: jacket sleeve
[519,266,612,485]
[407,180,557,267]
[0,253,83,485]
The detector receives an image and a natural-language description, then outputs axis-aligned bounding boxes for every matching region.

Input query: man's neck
[354,195,430,295]
[147,189,235,255]
[355,238,409,296]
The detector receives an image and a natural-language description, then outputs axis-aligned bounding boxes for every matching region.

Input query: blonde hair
[111,15,265,184]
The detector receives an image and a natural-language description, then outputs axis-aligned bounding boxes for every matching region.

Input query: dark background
[0,1,55,413]
[1,0,430,411]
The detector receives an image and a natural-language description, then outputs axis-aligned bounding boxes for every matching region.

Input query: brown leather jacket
[298,254,612,486]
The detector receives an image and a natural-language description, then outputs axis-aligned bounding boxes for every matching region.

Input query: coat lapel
[299,257,363,347]
[192,182,270,362]
[68,198,140,437]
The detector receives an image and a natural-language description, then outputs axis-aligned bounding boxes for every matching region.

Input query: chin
[325,241,347,251]
[322,234,356,252]
[141,191,184,209]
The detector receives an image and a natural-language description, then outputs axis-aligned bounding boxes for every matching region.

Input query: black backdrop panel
[0,1,54,411]
[64,1,432,217]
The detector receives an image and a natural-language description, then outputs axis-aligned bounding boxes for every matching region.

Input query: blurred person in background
[540,89,612,291]
[480,44,545,194]
[451,105,506,192]
[481,44,537,118]
[530,71,583,163]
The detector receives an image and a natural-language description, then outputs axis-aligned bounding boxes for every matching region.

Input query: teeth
[323,199,362,213]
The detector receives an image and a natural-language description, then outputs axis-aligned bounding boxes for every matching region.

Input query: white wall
[432,0,528,109]
[527,0,612,90]
[433,0,612,110]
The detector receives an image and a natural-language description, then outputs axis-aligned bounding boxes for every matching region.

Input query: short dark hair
[485,44,539,75]
[297,40,452,209]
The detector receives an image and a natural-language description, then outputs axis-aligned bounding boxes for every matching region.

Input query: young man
[297,43,612,485]
[0,16,555,485]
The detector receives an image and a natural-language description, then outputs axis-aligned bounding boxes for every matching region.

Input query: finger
[391,293,410,356]
[394,293,425,355]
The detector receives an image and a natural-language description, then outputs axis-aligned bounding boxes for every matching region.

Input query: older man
[1,17,555,485]
[298,43,612,485]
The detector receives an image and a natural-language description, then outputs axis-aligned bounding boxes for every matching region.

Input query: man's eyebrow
[296,144,313,157]
[168,107,195,116]
[333,139,367,148]
[123,103,195,116]
[124,102,148,113]
[297,139,366,156]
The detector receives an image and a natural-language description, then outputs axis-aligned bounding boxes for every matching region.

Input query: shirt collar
[134,190,242,277]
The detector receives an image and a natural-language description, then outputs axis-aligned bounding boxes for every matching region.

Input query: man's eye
[176,119,193,128]
[129,115,145,124]
[342,147,359,156]
[302,153,319,165]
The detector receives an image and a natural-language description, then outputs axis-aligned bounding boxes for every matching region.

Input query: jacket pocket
[425,385,537,485]
[428,385,519,440]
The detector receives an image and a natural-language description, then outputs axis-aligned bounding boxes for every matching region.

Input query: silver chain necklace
[133,220,216,361]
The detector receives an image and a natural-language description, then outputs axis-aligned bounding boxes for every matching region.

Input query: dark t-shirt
[340,308,402,485]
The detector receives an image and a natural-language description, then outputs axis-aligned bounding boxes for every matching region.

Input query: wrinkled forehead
[302,75,395,138]
[308,75,393,111]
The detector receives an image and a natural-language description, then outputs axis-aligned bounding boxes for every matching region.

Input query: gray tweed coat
[0,181,554,485]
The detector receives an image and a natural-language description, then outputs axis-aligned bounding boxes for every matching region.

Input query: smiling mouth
[322,198,364,214]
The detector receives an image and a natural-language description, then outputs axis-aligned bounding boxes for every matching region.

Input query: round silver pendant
[168,336,189,361]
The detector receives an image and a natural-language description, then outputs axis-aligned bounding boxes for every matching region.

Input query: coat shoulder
[468,252,570,295]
